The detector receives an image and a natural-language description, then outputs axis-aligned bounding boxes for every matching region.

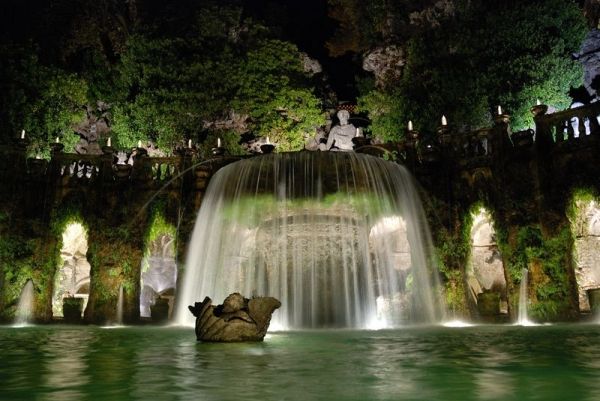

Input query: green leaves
[112,13,324,153]
[358,0,586,139]
[0,44,87,152]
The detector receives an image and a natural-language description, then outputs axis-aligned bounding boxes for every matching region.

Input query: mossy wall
[418,116,600,323]
[1,112,599,324]
[0,146,215,324]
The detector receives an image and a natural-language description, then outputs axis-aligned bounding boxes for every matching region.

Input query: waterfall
[517,268,533,325]
[176,152,444,329]
[14,280,34,326]
[116,285,124,325]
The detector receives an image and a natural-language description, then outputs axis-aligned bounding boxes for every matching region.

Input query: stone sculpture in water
[188,293,281,342]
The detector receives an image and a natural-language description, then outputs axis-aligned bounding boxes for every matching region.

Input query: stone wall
[1,102,600,323]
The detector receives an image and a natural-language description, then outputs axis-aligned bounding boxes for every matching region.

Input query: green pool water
[1,324,600,400]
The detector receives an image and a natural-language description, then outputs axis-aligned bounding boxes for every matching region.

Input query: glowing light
[514,319,538,327]
[138,140,142,148]
[188,139,192,148]
[355,127,359,137]
[497,105,502,115]
[370,216,404,237]
[55,137,59,143]
[21,130,25,139]
[266,136,270,144]
[536,99,541,106]
[267,322,285,332]
[107,137,111,147]
[217,137,221,147]
[366,318,387,331]
[443,320,474,328]
[441,115,447,126]
[408,120,413,131]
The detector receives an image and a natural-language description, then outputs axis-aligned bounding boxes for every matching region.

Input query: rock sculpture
[188,293,281,342]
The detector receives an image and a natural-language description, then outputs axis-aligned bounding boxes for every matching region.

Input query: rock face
[577,29,600,98]
[408,0,455,28]
[74,103,111,155]
[188,293,281,342]
[362,45,405,86]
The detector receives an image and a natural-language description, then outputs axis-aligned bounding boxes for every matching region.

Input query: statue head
[336,109,350,125]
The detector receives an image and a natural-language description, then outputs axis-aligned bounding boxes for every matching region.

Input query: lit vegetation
[0,2,324,155]
[347,0,587,139]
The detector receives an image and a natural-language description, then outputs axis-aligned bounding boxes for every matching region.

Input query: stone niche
[52,223,91,319]
[140,234,178,320]
[467,209,508,317]
[571,199,600,313]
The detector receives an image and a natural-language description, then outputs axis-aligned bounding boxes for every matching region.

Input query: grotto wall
[1,102,599,323]
[407,103,600,322]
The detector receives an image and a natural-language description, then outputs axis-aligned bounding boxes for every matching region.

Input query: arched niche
[467,208,507,317]
[570,198,600,312]
[140,233,177,320]
[369,216,411,271]
[368,215,412,324]
[52,222,90,318]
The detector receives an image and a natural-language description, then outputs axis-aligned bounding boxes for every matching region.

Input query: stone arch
[569,196,600,313]
[466,207,508,318]
[368,215,412,324]
[140,214,178,321]
[52,221,91,319]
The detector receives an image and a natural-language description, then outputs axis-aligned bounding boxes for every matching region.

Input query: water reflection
[2,325,600,400]
[40,328,91,401]
[473,347,515,400]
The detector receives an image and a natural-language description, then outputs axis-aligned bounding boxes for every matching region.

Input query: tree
[0,43,87,155]
[355,0,586,139]
[111,5,324,153]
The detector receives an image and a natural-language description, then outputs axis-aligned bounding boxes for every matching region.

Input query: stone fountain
[177,151,444,329]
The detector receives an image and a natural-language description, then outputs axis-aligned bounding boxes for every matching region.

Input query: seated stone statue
[326,110,357,151]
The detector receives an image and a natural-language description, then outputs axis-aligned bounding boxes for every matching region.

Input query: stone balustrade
[535,102,600,147]
[1,101,599,186]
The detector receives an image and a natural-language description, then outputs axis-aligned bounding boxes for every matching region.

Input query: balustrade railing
[55,154,103,180]
[46,152,186,185]
[144,157,183,182]
[536,102,600,145]
[5,101,600,184]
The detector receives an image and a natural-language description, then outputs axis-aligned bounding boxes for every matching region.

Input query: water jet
[14,280,34,326]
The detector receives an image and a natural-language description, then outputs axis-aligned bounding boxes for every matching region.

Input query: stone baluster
[589,113,600,135]
[566,119,575,141]
[578,116,587,138]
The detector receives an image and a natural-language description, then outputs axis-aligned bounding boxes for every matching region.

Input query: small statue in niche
[326,110,357,151]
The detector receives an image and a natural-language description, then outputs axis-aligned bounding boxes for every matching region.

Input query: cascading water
[517,268,533,325]
[176,152,444,329]
[14,280,34,326]
[116,285,124,325]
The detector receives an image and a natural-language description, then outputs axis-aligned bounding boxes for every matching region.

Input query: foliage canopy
[354,0,586,139]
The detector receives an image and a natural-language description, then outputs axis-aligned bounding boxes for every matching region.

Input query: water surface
[1,324,599,400]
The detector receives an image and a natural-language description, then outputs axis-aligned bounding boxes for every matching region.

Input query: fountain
[176,152,444,329]
[517,268,534,325]
[116,285,124,325]
[14,280,34,326]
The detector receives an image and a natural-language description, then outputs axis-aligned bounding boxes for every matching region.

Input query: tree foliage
[0,43,87,154]
[0,1,325,155]
[356,0,586,139]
